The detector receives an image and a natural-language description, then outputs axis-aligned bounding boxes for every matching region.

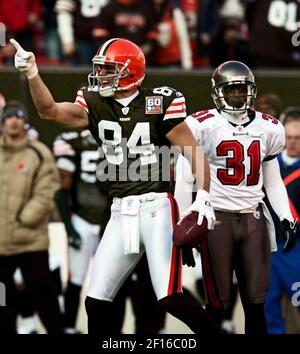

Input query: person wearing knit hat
[1,100,28,124]
[255,93,284,120]
[279,106,300,125]
[0,98,63,334]
[1,100,39,140]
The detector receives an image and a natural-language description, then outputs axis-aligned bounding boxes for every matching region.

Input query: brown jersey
[74,86,186,198]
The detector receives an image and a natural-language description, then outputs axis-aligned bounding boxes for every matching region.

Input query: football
[173,211,209,248]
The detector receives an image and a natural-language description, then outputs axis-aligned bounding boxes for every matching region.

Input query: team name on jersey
[119,117,131,122]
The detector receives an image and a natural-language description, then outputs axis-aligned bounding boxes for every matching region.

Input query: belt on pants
[112,192,168,254]
[113,192,168,206]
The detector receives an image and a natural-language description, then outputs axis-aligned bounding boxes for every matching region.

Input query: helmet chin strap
[221,110,249,125]
[99,78,119,97]
[99,88,115,97]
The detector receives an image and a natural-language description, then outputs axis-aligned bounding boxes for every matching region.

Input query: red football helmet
[88,38,146,97]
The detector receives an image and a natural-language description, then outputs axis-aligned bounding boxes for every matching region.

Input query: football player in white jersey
[175,61,297,334]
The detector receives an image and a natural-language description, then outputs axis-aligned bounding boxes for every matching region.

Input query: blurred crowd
[0,0,300,69]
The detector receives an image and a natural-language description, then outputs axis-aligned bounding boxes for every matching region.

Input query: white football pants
[87,192,182,301]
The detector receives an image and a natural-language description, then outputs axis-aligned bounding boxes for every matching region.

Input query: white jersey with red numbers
[184,108,285,211]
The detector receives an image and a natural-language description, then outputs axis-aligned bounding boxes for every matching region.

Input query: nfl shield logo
[122,107,129,115]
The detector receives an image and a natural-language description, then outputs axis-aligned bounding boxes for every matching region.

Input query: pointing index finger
[10,39,24,52]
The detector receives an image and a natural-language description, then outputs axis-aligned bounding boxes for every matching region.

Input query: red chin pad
[173,211,209,248]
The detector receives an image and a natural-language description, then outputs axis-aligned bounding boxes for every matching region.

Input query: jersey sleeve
[74,89,89,113]
[265,120,286,160]
[184,114,207,147]
[174,154,194,215]
[159,88,187,135]
[53,134,76,173]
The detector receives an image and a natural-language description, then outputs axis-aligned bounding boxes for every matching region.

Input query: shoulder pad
[152,86,181,98]
[260,113,279,126]
[191,109,215,123]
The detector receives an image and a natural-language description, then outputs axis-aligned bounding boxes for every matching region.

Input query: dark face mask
[223,84,247,109]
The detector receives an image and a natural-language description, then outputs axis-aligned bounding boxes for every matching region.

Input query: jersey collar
[219,109,256,128]
[114,90,140,107]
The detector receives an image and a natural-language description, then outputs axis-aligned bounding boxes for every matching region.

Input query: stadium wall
[0,67,299,146]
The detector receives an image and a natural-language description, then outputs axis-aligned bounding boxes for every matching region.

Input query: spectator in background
[10,126,64,335]
[55,0,109,64]
[246,0,300,68]
[0,92,39,143]
[177,0,202,67]
[0,0,41,64]
[0,100,63,333]
[196,0,219,67]
[200,0,249,67]
[0,92,6,117]
[92,0,156,59]
[0,42,18,65]
[14,256,64,334]
[148,0,192,69]
[280,106,300,125]
[255,93,284,120]
[42,0,62,62]
[264,115,300,334]
[280,109,300,334]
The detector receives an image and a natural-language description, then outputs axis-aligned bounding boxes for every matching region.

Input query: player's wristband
[26,64,38,79]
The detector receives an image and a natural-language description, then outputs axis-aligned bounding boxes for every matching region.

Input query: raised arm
[10,39,88,129]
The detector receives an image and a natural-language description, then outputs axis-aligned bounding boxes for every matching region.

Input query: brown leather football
[173,211,209,248]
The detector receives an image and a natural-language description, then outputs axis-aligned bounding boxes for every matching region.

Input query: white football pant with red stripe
[87,192,182,301]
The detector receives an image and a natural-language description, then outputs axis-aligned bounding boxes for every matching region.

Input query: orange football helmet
[88,38,146,97]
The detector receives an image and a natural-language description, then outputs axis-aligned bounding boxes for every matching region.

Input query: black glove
[280,219,297,253]
[181,247,196,267]
[67,226,82,250]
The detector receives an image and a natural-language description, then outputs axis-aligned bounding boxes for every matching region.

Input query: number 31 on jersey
[217,140,261,186]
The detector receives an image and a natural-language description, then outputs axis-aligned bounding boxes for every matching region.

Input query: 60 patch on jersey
[145,96,163,114]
